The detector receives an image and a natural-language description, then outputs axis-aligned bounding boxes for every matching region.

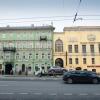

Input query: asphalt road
[0,79,100,100]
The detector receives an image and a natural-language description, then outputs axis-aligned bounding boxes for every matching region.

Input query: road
[0,79,100,100]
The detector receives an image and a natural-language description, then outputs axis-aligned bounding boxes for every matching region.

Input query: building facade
[0,25,54,75]
[54,26,100,73]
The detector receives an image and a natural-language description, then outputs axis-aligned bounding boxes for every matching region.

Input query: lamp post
[45,62,47,72]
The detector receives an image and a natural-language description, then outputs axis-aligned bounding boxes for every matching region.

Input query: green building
[0,25,54,75]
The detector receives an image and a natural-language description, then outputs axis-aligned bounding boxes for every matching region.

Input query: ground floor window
[92,69,96,72]
[0,64,2,69]
[47,64,50,70]
[83,69,87,71]
[75,67,82,70]
[35,64,39,71]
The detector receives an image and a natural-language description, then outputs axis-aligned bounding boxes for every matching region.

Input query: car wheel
[63,70,66,73]
[67,78,73,84]
[51,70,55,74]
[92,78,98,84]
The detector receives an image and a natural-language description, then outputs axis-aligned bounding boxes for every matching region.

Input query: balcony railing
[40,36,47,41]
[3,47,16,52]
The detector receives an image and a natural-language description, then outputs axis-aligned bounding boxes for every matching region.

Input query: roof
[54,32,64,34]
[0,25,55,31]
[63,26,100,31]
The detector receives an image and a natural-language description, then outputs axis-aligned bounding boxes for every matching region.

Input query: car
[48,66,67,75]
[63,70,100,84]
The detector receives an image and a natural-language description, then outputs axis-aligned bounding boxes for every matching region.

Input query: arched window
[16,53,19,60]
[29,53,32,59]
[55,39,63,52]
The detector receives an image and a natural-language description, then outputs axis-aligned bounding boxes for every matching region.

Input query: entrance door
[22,64,25,72]
[55,58,64,67]
[5,64,12,75]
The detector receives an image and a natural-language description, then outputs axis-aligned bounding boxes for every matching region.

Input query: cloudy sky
[0,0,100,31]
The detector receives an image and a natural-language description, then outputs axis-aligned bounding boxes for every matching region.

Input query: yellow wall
[53,27,100,73]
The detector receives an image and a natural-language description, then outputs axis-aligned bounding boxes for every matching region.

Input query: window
[36,53,38,59]
[75,58,78,64]
[68,45,72,53]
[40,36,47,41]
[42,53,44,59]
[16,53,19,60]
[55,39,63,52]
[48,53,51,59]
[23,55,25,59]
[90,45,94,53]
[82,45,86,53]
[23,52,25,59]
[47,65,50,70]
[92,58,95,64]
[74,45,78,53]
[69,58,72,64]
[6,56,9,59]
[92,69,96,72]
[29,53,32,59]
[1,56,3,59]
[35,64,39,71]
[98,44,100,53]
[83,58,86,64]
[0,64,2,69]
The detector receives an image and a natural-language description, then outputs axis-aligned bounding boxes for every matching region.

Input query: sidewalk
[0,75,62,81]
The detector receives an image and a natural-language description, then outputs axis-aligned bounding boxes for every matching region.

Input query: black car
[63,70,100,84]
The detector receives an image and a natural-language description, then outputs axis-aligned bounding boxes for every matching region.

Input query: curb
[0,76,62,81]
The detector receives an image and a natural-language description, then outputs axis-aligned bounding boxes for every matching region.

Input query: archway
[75,67,82,70]
[22,64,25,72]
[5,63,13,75]
[55,58,63,67]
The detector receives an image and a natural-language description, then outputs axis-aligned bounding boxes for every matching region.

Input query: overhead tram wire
[73,0,82,23]
[0,15,73,21]
[0,18,100,24]
[0,14,100,22]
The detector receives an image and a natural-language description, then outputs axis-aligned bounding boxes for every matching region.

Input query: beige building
[53,26,100,73]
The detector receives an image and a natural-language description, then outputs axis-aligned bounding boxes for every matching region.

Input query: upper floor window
[68,45,72,53]
[16,53,19,60]
[82,45,86,53]
[83,58,86,64]
[98,44,100,53]
[90,45,94,53]
[29,53,32,59]
[36,53,38,59]
[75,58,79,64]
[48,53,51,59]
[69,58,72,64]
[42,53,45,59]
[40,36,47,41]
[55,39,63,52]
[92,58,95,64]
[74,45,78,53]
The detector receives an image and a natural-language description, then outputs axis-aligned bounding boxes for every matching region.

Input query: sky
[0,0,100,31]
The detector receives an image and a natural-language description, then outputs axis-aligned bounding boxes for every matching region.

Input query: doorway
[5,63,13,75]
[22,64,25,72]
[55,58,64,67]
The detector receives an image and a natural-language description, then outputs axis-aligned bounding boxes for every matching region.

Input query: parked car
[48,66,67,75]
[63,70,100,84]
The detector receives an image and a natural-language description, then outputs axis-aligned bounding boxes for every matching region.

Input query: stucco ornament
[87,34,96,41]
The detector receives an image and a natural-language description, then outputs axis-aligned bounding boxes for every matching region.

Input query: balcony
[3,47,16,52]
[40,36,47,41]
